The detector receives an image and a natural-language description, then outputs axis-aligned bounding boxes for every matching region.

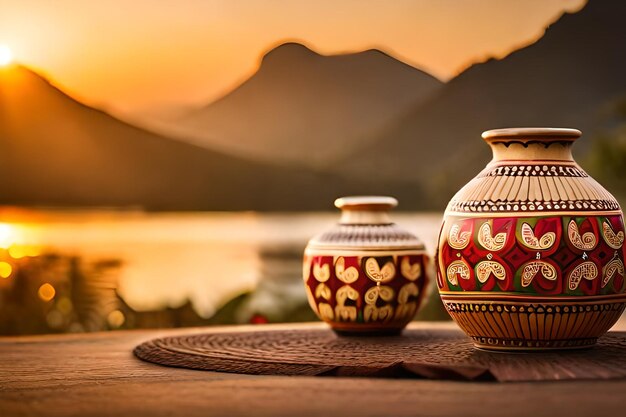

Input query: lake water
[0,209,443,333]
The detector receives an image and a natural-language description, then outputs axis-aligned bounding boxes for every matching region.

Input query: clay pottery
[436,128,626,351]
[303,196,429,335]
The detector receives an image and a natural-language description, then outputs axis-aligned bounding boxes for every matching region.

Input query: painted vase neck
[339,210,391,225]
[444,127,622,216]
[306,196,425,250]
[335,196,397,225]
[483,127,580,163]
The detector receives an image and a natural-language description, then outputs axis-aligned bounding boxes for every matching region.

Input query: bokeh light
[107,310,125,328]
[0,261,12,279]
[38,283,56,302]
[0,223,14,249]
[25,245,41,257]
[8,244,41,259]
[0,45,12,66]
[46,310,64,328]
[8,245,26,259]
[56,297,73,315]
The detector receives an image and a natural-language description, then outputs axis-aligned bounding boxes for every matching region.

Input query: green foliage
[584,102,626,202]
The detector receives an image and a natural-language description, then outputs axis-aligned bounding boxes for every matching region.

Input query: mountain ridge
[2,1,622,211]
[334,0,626,206]
[170,41,443,168]
[0,64,420,210]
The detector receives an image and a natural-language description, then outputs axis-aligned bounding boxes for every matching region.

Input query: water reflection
[0,209,446,335]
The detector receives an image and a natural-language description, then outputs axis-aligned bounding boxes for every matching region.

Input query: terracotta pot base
[472,338,597,352]
[441,294,626,351]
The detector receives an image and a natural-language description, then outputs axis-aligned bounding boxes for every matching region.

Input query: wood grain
[2,321,626,417]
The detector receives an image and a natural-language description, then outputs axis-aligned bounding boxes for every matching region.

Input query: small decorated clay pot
[436,128,626,351]
[303,196,429,335]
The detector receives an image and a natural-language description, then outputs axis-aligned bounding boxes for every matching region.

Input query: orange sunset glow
[1,0,624,333]
[2,2,626,415]
[0,44,12,66]
[0,0,584,119]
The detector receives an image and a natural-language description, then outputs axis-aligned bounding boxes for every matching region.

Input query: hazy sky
[0,0,585,117]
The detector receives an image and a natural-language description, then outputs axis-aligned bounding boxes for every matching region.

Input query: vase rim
[482,127,582,142]
[334,195,398,211]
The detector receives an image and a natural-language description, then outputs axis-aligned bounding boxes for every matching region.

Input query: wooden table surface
[2,320,626,417]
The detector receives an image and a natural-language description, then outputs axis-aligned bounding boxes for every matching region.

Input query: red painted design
[437,215,626,296]
[303,254,428,325]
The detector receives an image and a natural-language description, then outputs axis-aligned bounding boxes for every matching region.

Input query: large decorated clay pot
[304,196,429,335]
[436,127,626,351]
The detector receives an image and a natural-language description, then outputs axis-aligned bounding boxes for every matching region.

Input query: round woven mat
[134,328,626,382]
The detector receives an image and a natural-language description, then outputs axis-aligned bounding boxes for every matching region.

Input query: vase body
[436,128,626,350]
[304,196,429,335]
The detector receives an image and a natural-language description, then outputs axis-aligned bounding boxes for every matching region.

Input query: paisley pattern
[401,256,421,281]
[314,283,331,300]
[568,220,597,251]
[317,303,334,321]
[446,259,471,286]
[520,261,557,287]
[602,221,625,250]
[602,256,625,288]
[520,222,556,250]
[568,261,598,291]
[395,283,419,320]
[335,256,359,284]
[475,260,506,283]
[477,222,507,251]
[364,286,394,322]
[335,285,359,321]
[437,215,626,296]
[303,254,427,327]
[364,258,396,283]
[313,262,330,282]
[448,223,471,250]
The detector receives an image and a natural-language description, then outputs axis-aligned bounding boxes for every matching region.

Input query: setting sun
[0,45,13,66]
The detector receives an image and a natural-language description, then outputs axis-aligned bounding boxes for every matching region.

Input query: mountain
[0,65,418,210]
[170,42,442,168]
[336,0,626,207]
